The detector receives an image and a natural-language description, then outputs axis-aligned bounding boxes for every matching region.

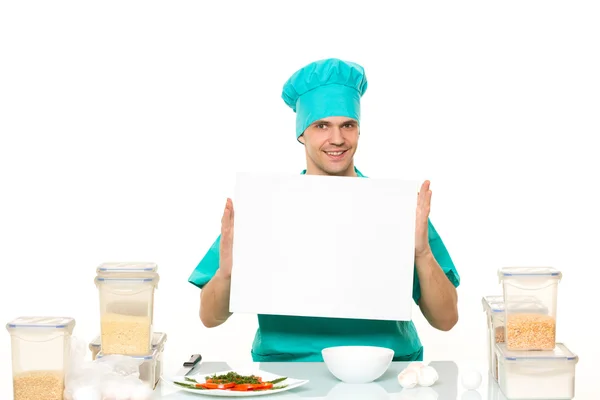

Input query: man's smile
[324,149,348,160]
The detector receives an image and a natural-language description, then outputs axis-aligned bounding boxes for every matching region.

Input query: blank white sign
[229,172,420,321]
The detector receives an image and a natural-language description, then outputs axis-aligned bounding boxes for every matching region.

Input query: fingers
[221,198,233,232]
[424,187,432,212]
[417,181,432,224]
[418,180,430,207]
[421,180,430,193]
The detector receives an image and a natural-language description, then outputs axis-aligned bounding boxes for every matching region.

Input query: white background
[0,1,598,399]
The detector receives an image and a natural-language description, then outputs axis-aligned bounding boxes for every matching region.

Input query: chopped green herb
[267,377,287,384]
[271,385,288,390]
[173,381,206,390]
[207,372,263,385]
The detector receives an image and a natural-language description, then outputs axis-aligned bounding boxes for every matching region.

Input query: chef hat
[281,58,368,142]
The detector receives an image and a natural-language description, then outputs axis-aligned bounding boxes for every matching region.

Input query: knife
[182,353,203,376]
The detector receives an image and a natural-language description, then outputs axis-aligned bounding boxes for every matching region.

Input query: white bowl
[321,346,394,384]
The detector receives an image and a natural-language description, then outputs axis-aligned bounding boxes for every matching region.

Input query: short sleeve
[412,219,460,304]
[188,235,221,289]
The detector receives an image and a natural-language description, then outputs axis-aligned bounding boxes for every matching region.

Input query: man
[188,58,460,362]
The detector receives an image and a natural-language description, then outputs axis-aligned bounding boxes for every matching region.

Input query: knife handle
[183,353,202,367]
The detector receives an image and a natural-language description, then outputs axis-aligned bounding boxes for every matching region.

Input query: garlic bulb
[406,361,428,371]
[417,366,439,387]
[397,369,419,389]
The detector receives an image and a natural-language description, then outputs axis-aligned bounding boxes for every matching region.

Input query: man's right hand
[199,197,235,327]
[219,198,234,278]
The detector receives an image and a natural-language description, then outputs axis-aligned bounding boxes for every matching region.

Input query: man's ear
[298,135,305,145]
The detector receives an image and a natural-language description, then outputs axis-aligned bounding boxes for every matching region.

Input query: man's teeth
[327,151,344,156]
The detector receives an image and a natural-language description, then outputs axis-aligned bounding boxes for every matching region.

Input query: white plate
[164,369,309,397]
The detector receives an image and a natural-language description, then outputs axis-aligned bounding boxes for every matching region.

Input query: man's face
[298,116,359,176]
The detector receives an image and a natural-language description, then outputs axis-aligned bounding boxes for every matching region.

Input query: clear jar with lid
[495,342,578,399]
[482,296,547,381]
[95,262,160,355]
[498,267,562,350]
[6,316,76,400]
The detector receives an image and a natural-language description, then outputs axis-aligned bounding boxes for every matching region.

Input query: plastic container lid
[94,272,160,290]
[498,267,562,281]
[94,275,159,284]
[482,296,503,313]
[96,348,158,361]
[496,342,578,363]
[481,296,503,310]
[90,332,166,350]
[96,262,158,274]
[153,332,167,350]
[6,317,76,333]
[95,262,160,287]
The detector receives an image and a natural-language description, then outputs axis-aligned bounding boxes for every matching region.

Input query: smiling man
[189,58,460,362]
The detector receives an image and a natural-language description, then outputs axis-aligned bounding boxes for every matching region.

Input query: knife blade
[182,353,203,376]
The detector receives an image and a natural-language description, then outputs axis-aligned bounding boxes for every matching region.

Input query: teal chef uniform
[188,58,460,362]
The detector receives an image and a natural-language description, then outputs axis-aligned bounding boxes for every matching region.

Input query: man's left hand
[415,180,433,259]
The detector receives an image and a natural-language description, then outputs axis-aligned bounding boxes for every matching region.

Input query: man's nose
[329,126,344,145]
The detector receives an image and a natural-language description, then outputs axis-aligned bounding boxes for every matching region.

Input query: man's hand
[415,180,433,259]
[199,197,235,328]
[412,180,459,331]
[219,198,234,278]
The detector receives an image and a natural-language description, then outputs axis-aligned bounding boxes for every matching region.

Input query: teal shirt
[188,167,460,362]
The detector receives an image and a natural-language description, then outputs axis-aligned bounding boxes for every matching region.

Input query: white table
[152,361,507,399]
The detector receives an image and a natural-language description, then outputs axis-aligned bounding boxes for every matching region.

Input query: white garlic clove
[397,369,419,389]
[406,361,428,372]
[417,366,439,387]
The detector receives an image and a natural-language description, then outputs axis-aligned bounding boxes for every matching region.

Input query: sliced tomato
[230,383,273,391]
[230,385,253,391]
[255,382,273,390]
[201,382,236,389]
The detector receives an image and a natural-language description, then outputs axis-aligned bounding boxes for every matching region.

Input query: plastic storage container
[495,342,578,399]
[6,316,76,400]
[498,267,562,350]
[482,296,548,381]
[96,262,158,275]
[96,348,161,389]
[89,331,167,361]
[95,262,160,356]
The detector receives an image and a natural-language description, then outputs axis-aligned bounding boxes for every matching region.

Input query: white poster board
[229,172,420,321]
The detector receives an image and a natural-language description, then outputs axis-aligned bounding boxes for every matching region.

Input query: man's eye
[317,124,326,129]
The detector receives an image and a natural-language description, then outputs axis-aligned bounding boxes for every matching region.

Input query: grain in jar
[498,267,561,351]
[506,313,556,350]
[6,317,75,400]
[482,296,548,380]
[95,262,159,355]
[13,370,64,400]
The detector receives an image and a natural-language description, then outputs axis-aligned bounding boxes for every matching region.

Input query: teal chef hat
[282,58,368,142]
